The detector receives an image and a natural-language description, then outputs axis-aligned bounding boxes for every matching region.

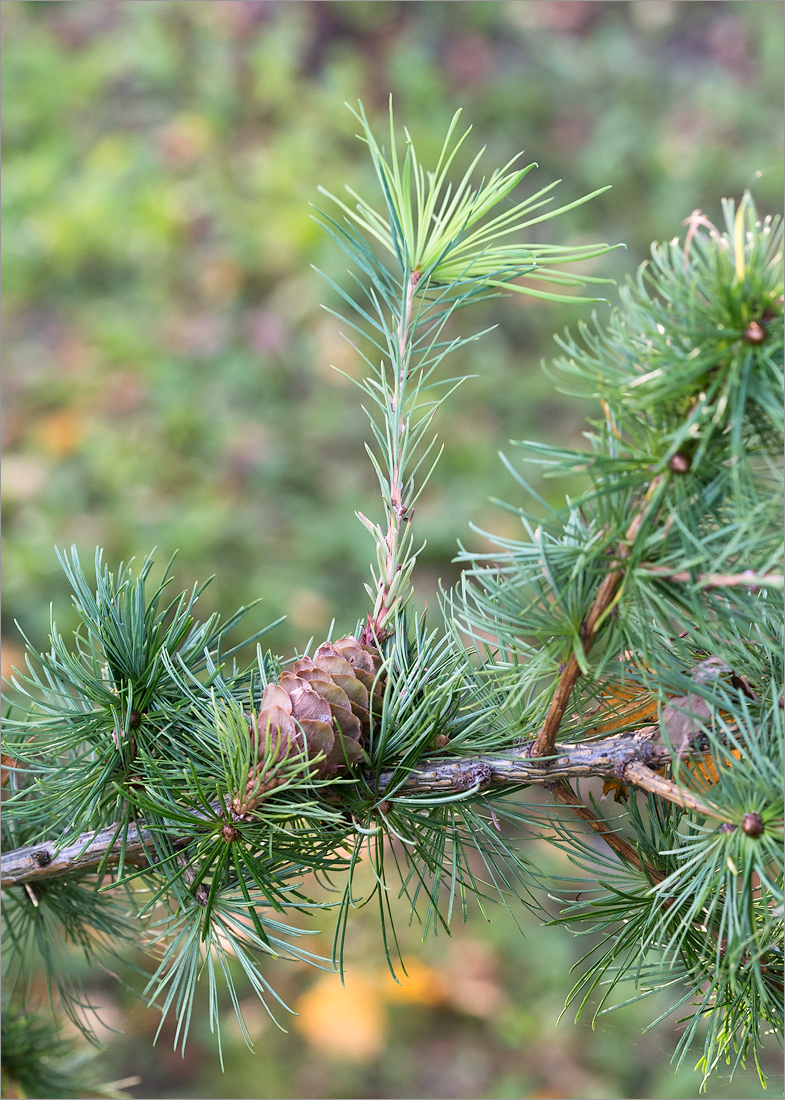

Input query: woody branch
[1,723,727,889]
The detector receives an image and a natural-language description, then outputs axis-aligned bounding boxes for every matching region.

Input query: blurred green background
[2,2,783,1098]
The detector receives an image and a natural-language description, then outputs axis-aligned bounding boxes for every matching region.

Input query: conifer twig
[531,474,668,760]
[530,566,625,758]
[3,717,737,891]
[622,760,729,821]
[528,474,669,877]
[364,270,420,641]
[547,779,659,880]
[636,566,784,589]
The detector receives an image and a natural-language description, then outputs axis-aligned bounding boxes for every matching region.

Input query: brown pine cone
[232,636,384,818]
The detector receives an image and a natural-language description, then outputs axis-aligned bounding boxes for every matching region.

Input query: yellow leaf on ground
[294,971,386,1062]
[378,959,446,1006]
[34,409,84,457]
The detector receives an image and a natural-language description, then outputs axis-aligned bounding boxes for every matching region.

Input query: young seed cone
[232,636,384,817]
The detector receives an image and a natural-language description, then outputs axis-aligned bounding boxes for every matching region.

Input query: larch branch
[1,724,693,889]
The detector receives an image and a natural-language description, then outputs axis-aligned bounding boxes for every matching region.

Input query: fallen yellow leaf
[378,958,446,1006]
[295,970,386,1062]
[34,409,84,457]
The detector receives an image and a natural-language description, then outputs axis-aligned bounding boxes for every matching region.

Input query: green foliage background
[2,2,783,1098]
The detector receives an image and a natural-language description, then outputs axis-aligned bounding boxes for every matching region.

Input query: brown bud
[377,801,392,815]
[32,848,52,867]
[435,734,450,749]
[744,321,765,344]
[221,824,240,843]
[741,812,764,837]
[128,709,142,729]
[668,453,691,474]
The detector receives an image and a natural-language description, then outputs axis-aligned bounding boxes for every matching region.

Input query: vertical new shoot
[317,99,619,642]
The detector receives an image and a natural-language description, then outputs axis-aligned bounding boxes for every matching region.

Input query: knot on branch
[453,762,493,792]
[629,730,668,774]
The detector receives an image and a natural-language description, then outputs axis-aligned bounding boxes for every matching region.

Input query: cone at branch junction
[232,637,384,817]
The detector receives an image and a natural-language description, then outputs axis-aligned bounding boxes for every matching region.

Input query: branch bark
[2,724,680,889]
[1,819,154,889]
[636,566,784,589]
[623,759,728,820]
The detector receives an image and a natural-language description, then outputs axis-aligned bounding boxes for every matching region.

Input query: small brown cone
[232,636,384,818]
